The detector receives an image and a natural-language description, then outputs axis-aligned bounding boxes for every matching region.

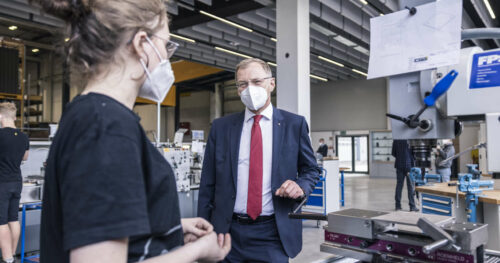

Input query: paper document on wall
[367,0,462,79]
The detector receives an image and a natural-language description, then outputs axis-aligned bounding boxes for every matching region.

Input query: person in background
[32,0,230,262]
[0,102,29,263]
[316,138,328,157]
[392,140,419,212]
[198,58,320,262]
[435,139,455,182]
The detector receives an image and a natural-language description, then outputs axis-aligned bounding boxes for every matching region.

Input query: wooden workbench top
[416,180,500,205]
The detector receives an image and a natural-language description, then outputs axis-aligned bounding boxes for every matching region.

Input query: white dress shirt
[234,104,274,215]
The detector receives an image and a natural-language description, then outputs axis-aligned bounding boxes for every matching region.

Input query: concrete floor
[291,174,414,263]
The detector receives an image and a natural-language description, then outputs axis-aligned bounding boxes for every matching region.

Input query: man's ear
[269,78,276,93]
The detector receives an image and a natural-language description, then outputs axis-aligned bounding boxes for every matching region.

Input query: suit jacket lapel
[271,107,285,190]
[230,111,245,190]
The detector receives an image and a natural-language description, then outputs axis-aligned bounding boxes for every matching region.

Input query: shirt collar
[244,103,273,123]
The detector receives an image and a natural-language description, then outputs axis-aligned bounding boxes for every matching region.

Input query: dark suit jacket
[317,144,328,157]
[197,107,320,257]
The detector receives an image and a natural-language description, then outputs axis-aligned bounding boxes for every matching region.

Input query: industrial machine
[158,141,206,218]
[387,45,500,176]
[318,209,495,263]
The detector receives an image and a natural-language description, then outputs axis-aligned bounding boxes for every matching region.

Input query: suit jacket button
[232,195,235,200]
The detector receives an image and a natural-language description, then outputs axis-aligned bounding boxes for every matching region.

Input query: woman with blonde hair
[31,0,231,262]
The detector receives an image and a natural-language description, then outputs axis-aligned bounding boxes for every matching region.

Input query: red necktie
[247,115,263,220]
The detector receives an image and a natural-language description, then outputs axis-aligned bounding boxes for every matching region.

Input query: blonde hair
[31,0,168,78]
[0,102,17,120]
[235,58,272,80]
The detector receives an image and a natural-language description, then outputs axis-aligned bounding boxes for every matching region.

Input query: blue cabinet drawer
[422,194,452,206]
[312,187,323,195]
[306,195,323,207]
[421,194,452,216]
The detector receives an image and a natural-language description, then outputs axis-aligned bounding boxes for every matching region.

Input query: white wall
[310,78,388,132]
[458,123,480,173]
[133,105,170,142]
[179,91,211,141]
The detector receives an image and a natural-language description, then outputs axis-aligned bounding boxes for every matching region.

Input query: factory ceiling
[0,0,499,85]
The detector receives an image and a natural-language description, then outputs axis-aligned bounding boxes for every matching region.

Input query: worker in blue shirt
[392,140,419,212]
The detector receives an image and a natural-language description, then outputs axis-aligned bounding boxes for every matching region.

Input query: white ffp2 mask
[240,85,268,111]
[139,37,175,103]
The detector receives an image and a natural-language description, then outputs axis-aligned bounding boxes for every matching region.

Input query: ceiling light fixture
[199,10,253,32]
[318,55,345,67]
[359,0,368,5]
[170,33,196,43]
[270,37,277,42]
[354,46,370,55]
[352,69,368,77]
[310,74,328,82]
[483,0,496,19]
[267,61,277,67]
[32,48,39,53]
[214,46,251,59]
[311,22,337,37]
[8,25,17,31]
[64,38,70,42]
[333,35,357,47]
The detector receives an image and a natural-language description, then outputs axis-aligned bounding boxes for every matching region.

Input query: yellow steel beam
[136,60,224,107]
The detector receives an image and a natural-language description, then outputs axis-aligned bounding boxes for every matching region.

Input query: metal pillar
[276,0,310,125]
[210,83,223,122]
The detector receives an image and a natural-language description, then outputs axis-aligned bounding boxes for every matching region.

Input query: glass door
[337,136,353,171]
[336,135,369,173]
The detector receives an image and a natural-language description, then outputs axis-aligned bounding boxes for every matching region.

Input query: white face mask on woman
[240,85,269,111]
[138,37,175,103]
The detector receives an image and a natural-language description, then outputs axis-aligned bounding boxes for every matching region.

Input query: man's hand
[181,218,213,243]
[275,180,304,199]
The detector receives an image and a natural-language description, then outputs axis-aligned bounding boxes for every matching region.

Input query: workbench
[416,180,500,250]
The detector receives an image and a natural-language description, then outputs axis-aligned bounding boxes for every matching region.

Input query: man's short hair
[0,102,17,119]
[235,58,272,80]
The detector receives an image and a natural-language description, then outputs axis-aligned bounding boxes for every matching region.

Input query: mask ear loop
[145,36,166,62]
[139,59,153,79]
[139,36,165,79]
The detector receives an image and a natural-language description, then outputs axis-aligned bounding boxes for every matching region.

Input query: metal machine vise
[466,164,481,180]
[409,167,442,187]
[455,173,494,223]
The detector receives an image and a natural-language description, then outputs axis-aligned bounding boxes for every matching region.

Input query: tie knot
[253,115,263,124]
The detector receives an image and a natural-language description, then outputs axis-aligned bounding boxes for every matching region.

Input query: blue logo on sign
[470,50,500,89]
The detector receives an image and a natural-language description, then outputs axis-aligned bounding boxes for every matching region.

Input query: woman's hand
[181,217,213,243]
[195,232,231,263]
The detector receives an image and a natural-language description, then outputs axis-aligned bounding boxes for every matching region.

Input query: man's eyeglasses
[152,35,179,59]
[236,77,273,89]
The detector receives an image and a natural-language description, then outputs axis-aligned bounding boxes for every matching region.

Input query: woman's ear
[131,30,149,62]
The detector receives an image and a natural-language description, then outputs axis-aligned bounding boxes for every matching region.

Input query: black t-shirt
[0,127,29,182]
[40,93,183,263]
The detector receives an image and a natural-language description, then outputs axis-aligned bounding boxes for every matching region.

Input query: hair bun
[30,0,90,22]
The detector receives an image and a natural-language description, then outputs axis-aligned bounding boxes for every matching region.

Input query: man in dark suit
[198,58,320,262]
[316,138,328,157]
[392,140,419,212]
